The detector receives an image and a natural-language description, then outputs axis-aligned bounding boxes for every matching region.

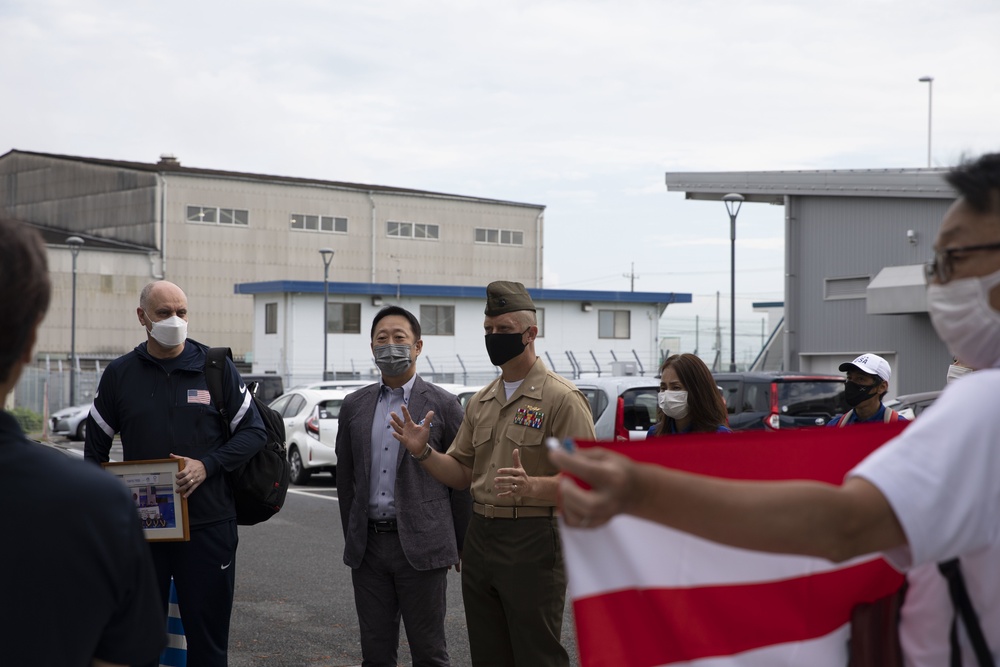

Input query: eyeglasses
[924,241,1000,284]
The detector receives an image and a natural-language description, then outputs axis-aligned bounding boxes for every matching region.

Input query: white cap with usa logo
[839,353,892,382]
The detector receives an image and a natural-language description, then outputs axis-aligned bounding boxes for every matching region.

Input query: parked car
[884,390,941,420]
[268,388,351,484]
[287,380,372,393]
[241,374,285,403]
[712,372,847,430]
[440,384,485,409]
[50,402,92,441]
[572,376,660,441]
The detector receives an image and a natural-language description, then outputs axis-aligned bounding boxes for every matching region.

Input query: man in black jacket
[86,280,265,667]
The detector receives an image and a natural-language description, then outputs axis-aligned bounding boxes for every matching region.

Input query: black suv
[712,372,847,431]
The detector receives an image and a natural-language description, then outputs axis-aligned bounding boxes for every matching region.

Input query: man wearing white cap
[827,353,905,427]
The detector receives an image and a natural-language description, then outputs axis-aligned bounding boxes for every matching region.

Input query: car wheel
[288,447,311,485]
[74,420,87,442]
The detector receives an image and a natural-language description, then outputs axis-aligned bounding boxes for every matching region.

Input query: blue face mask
[373,344,412,377]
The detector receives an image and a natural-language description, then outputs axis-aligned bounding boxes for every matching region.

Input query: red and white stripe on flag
[562,423,908,667]
[187,389,211,405]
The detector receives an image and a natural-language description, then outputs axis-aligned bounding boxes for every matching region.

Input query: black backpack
[205,347,290,526]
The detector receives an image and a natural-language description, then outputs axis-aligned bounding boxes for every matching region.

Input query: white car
[50,402,92,441]
[268,388,351,484]
[572,376,660,441]
[439,384,485,409]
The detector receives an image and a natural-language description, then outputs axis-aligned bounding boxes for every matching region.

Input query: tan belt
[473,502,555,519]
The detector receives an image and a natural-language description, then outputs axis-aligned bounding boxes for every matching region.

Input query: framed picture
[102,458,190,542]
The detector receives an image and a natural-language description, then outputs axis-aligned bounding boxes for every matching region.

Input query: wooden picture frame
[102,458,190,542]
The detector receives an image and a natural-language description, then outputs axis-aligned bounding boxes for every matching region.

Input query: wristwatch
[411,444,433,462]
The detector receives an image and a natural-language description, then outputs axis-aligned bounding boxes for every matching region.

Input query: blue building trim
[234,280,691,305]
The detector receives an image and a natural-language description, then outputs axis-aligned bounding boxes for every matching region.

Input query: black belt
[368,519,398,533]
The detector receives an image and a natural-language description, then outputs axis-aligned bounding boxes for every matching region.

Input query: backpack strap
[205,347,233,434]
[938,558,995,667]
[884,408,900,423]
[837,410,855,427]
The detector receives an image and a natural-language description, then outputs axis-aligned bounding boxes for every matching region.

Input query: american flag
[187,389,211,405]
[562,423,908,667]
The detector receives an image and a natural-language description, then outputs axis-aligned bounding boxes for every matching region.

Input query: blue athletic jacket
[85,339,266,527]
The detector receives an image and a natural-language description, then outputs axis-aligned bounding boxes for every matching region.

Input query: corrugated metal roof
[235,280,692,305]
[17,218,156,252]
[3,149,545,209]
[664,167,955,203]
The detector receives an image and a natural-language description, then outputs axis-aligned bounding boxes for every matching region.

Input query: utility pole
[622,262,639,292]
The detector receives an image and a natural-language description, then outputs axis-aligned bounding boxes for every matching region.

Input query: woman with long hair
[648,353,730,436]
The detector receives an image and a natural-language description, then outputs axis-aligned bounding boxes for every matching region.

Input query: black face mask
[844,381,877,408]
[485,329,529,367]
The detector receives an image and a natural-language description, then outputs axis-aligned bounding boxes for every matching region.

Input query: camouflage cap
[484,280,536,316]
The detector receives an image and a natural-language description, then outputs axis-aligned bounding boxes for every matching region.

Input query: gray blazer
[336,375,472,570]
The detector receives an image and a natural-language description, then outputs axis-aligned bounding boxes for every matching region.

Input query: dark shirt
[0,410,165,666]
[85,338,266,526]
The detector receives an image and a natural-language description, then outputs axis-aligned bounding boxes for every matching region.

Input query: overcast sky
[3,0,999,362]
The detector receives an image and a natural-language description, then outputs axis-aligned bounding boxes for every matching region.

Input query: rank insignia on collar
[513,405,544,429]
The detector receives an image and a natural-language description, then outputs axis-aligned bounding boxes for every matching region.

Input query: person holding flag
[551,152,1000,665]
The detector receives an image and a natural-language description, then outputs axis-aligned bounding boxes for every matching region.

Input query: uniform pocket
[506,424,545,471]
[471,424,493,474]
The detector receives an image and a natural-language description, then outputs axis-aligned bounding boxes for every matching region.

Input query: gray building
[2,149,692,415]
[0,148,548,364]
[665,167,956,397]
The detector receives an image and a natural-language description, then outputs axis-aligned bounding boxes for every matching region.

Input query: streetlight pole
[919,76,933,168]
[66,236,84,405]
[722,194,744,373]
[319,248,335,381]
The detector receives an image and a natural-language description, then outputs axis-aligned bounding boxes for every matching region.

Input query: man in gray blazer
[336,305,471,667]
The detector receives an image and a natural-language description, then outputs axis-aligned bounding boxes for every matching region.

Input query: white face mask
[927,266,1000,370]
[657,390,689,420]
[144,311,188,348]
[946,364,973,384]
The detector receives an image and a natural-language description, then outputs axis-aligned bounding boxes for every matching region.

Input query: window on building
[290,213,348,234]
[327,302,362,334]
[265,303,278,334]
[598,310,630,339]
[824,275,871,300]
[186,205,249,226]
[388,221,439,240]
[475,228,524,246]
[420,305,455,335]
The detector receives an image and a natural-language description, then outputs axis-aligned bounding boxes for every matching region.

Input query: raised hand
[496,448,534,499]
[548,446,637,528]
[389,404,434,456]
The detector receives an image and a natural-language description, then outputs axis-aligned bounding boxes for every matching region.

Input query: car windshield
[777,381,847,418]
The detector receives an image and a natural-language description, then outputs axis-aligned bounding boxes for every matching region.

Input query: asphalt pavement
[52,438,582,666]
[231,474,581,666]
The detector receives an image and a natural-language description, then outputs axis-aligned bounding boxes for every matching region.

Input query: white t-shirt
[850,368,1000,666]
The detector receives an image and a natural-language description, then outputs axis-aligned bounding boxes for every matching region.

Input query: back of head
[0,219,51,385]
[945,153,1000,215]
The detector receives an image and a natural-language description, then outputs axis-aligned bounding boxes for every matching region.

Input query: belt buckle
[483,504,496,519]
[511,506,519,519]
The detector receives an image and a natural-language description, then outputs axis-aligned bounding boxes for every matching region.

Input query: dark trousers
[145,520,238,667]
[461,514,568,667]
[351,526,451,667]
